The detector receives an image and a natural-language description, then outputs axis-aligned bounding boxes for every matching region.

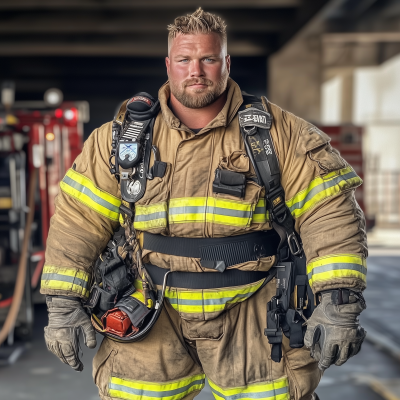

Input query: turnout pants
[93,279,322,400]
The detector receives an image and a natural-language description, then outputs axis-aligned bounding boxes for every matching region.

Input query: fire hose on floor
[0,168,38,346]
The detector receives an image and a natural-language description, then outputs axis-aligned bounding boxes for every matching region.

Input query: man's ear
[165,57,170,75]
[226,55,231,74]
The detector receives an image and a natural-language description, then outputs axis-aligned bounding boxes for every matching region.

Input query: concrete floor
[0,255,399,400]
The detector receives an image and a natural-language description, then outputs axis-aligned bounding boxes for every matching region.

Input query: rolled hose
[0,168,37,345]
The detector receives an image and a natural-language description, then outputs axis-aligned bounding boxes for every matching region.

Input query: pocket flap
[298,122,331,154]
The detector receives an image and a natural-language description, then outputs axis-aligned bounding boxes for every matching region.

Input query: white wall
[321,76,342,125]
[353,53,400,125]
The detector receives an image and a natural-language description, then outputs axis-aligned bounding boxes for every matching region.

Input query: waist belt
[145,263,275,289]
[143,231,280,272]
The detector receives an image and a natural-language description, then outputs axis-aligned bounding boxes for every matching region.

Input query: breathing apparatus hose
[0,168,38,346]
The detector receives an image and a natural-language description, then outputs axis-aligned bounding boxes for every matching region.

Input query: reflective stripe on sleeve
[169,197,254,227]
[208,376,289,400]
[41,265,91,297]
[286,166,363,219]
[252,198,270,224]
[134,202,168,230]
[307,254,367,286]
[108,373,205,400]
[60,169,121,221]
[165,279,265,315]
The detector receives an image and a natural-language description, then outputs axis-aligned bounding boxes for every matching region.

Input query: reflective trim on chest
[133,197,269,231]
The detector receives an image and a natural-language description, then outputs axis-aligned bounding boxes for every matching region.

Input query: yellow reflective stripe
[169,197,254,227]
[209,376,289,400]
[253,198,269,224]
[307,254,367,286]
[109,373,205,400]
[286,167,363,219]
[41,265,90,298]
[131,291,146,304]
[60,169,121,221]
[134,202,168,230]
[165,279,265,314]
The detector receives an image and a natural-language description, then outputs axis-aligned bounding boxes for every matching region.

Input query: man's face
[166,32,230,109]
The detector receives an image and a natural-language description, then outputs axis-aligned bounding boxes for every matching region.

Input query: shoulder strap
[238,93,302,258]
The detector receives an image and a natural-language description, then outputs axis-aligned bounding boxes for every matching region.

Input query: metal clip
[287,232,302,256]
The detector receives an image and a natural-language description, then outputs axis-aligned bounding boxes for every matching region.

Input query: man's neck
[169,91,227,129]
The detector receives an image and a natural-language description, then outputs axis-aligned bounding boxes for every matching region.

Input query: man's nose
[189,59,204,77]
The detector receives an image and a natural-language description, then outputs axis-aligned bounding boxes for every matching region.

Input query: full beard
[169,69,229,109]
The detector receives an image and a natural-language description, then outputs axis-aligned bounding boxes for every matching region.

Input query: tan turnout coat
[41,78,367,300]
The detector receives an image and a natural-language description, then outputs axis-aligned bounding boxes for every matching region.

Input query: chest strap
[144,263,275,289]
[142,231,280,272]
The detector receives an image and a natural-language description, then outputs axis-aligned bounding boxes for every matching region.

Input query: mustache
[183,78,214,87]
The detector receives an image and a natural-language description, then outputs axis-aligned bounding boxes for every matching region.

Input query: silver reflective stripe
[109,378,205,398]
[169,205,251,218]
[212,207,251,218]
[288,171,357,214]
[169,206,206,215]
[41,273,89,289]
[62,175,120,214]
[254,206,266,214]
[135,211,168,222]
[307,263,368,280]
[167,293,252,306]
[210,386,288,400]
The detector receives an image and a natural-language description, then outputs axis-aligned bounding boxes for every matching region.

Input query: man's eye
[204,58,215,62]
[179,59,189,63]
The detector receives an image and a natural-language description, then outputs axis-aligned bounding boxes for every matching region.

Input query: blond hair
[167,8,227,54]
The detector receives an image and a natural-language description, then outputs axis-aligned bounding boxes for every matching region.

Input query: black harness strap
[142,231,280,272]
[238,93,311,362]
[144,263,275,289]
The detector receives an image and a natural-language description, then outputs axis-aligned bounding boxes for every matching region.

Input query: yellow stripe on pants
[208,376,290,400]
[108,373,205,400]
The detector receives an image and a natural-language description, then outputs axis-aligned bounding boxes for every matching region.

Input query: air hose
[0,168,37,345]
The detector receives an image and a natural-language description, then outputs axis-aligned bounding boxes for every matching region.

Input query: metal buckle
[287,232,302,256]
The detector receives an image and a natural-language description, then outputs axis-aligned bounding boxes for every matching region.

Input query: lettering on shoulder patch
[238,107,272,130]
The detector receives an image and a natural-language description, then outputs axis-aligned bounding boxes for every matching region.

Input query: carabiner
[287,232,302,256]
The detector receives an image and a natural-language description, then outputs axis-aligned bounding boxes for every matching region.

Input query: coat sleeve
[40,121,122,299]
[267,101,368,294]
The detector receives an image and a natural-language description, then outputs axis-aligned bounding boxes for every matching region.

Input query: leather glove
[44,296,97,372]
[304,289,366,371]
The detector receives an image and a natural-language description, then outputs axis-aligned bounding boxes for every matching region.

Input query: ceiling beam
[0,10,290,34]
[0,0,300,10]
[323,32,400,44]
[0,39,268,57]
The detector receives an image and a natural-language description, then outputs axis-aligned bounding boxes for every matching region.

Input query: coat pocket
[133,163,171,234]
[211,180,262,235]
[284,346,322,400]
[298,122,346,174]
[93,338,118,396]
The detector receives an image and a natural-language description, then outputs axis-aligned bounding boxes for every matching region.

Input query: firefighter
[41,8,367,400]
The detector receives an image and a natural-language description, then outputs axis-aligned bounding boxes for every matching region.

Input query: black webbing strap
[238,95,302,257]
[144,263,275,289]
[143,231,280,271]
[238,93,309,362]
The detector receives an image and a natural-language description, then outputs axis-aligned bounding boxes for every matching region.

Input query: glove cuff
[46,295,82,308]
[319,288,366,308]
